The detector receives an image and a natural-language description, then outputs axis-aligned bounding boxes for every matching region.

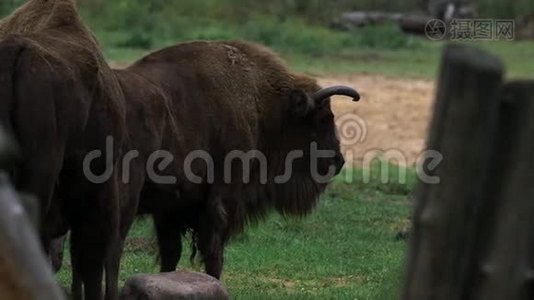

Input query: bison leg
[71,267,83,300]
[196,200,225,279]
[154,211,183,272]
[104,237,122,300]
[197,229,224,279]
[67,179,120,300]
[104,179,123,300]
[106,171,144,300]
[70,228,105,300]
[49,235,66,273]
[44,193,69,273]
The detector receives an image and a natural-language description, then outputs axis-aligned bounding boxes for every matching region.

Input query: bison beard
[0,1,127,299]
[129,40,359,279]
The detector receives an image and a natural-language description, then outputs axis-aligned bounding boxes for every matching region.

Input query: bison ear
[289,89,314,117]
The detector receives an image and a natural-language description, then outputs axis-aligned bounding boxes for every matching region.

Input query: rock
[399,15,434,35]
[121,271,229,300]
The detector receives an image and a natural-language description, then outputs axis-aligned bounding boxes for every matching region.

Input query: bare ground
[321,75,436,166]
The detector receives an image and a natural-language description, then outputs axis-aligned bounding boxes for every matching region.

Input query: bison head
[269,83,360,216]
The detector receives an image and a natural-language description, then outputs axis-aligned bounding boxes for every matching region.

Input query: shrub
[355,24,423,50]
[478,0,534,18]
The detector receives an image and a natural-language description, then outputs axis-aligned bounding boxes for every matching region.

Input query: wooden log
[335,11,437,36]
[403,44,504,300]
[399,15,434,35]
[474,81,534,299]
[337,11,407,30]
[0,173,64,300]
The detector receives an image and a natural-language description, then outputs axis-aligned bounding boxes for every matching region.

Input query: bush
[355,24,423,50]
[119,30,153,49]
[478,0,534,18]
[0,0,25,17]
[1,0,427,55]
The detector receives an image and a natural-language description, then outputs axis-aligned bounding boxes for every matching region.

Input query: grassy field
[103,33,534,80]
[1,2,532,298]
[55,24,532,300]
[56,167,415,299]
[80,6,534,80]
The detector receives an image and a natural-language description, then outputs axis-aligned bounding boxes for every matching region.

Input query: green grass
[4,1,532,79]
[56,166,415,299]
[99,24,534,80]
[288,39,534,79]
[5,0,534,25]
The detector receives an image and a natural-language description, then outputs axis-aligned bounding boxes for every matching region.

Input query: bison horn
[313,86,361,103]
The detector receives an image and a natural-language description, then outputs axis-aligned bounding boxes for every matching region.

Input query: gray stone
[121,271,229,300]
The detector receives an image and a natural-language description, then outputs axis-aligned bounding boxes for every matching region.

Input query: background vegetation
[1,1,533,298]
[2,0,533,78]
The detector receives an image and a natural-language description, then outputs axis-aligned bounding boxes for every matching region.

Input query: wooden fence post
[0,174,65,300]
[403,44,504,300]
[474,81,534,300]
[0,126,64,299]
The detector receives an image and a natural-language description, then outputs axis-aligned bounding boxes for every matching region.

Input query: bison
[0,0,132,299]
[127,40,360,279]
[47,39,360,285]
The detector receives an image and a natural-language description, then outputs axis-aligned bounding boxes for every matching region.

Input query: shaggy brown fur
[44,61,179,300]
[0,1,126,299]
[0,0,124,124]
[130,40,357,278]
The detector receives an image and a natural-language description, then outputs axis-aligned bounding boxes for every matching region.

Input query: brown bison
[129,40,360,279]
[0,0,130,299]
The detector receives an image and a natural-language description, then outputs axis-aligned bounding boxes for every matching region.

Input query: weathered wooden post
[474,81,534,299]
[403,44,504,299]
[0,127,64,300]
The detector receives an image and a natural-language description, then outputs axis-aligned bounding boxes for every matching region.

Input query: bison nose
[334,153,345,174]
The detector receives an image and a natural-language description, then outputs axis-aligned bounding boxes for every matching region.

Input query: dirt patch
[318,275,365,288]
[256,274,365,291]
[259,276,297,291]
[125,237,157,255]
[321,74,436,166]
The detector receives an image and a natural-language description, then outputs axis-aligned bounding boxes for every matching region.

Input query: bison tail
[0,35,26,135]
